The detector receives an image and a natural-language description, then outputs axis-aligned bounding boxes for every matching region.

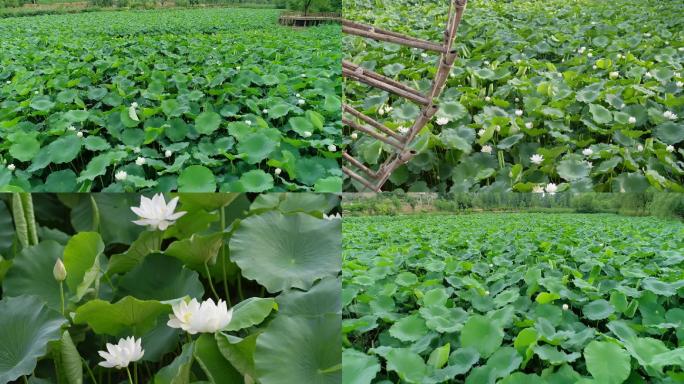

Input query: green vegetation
[343,192,684,220]
[0,193,341,384]
[0,9,342,192]
[343,212,684,383]
[344,0,684,192]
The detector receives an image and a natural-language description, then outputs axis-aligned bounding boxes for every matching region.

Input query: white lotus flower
[477,128,486,137]
[328,144,337,152]
[167,298,232,334]
[592,65,597,70]
[301,74,306,78]
[421,53,428,58]
[637,144,644,152]
[295,93,301,98]
[578,46,586,54]
[236,66,240,70]
[515,97,520,102]
[263,109,268,114]
[485,96,491,102]
[481,144,493,154]
[274,168,282,175]
[582,148,593,156]
[666,145,675,153]
[628,116,637,124]
[131,193,187,231]
[436,117,450,126]
[115,170,127,181]
[530,154,544,165]
[165,150,172,158]
[298,99,305,106]
[302,131,312,138]
[562,304,569,310]
[245,120,252,126]
[676,81,683,87]
[378,107,385,116]
[398,126,409,134]
[7,164,16,171]
[68,125,76,132]
[645,72,652,79]
[679,47,684,52]
[53,259,67,282]
[77,131,84,138]
[484,290,490,296]
[609,71,619,79]
[515,109,523,116]
[663,111,678,120]
[133,147,141,154]
[495,125,501,132]
[484,60,490,65]
[525,122,533,129]
[545,183,558,194]
[323,213,342,220]
[128,104,140,122]
[351,132,358,140]
[587,53,593,58]
[135,157,146,166]
[98,337,144,369]
[532,185,544,194]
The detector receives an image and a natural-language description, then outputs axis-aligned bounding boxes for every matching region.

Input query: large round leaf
[2,241,67,311]
[0,296,66,384]
[73,296,170,336]
[195,111,222,135]
[117,253,204,301]
[655,122,684,144]
[583,299,615,320]
[255,313,341,384]
[230,211,341,293]
[178,165,217,192]
[584,341,631,384]
[342,349,380,384]
[460,315,503,358]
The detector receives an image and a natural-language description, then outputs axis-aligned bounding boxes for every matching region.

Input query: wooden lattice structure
[278,12,341,27]
[342,0,468,191]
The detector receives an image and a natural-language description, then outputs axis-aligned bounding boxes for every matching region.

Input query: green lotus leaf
[2,241,67,311]
[225,297,276,332]
[239,170,274,192]
[0,296,66,384]
[63,232,104,300]
[194,111,222,135]
[154,341,194,384]
[194,334,243,384]
[216,332,259,378]
[385,348,427,384]
[178,165,217,192]
[73,296,170,336]
[230,211,340,293]
[117,253,204,301]
[389,314,429,342]
[255,313,341,384]
[584,341,631,384]
[342,349,379,384]
[583,299,615,320]
[460,315,503,358]
[588,104,612,124]
[557,158,592,181]
[654,122,684,144]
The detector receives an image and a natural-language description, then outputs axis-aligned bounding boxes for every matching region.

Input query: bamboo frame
[343,0,468,192]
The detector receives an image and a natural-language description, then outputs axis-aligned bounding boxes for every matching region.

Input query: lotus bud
[53,259,67,282]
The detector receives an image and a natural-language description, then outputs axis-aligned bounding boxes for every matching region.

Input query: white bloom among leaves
[135,157,146,166]
[532,185,544,194]
[515,109,523,117]
[477,128,486,137]
[436,117,450,126]
[351,132,358,140]
[481,144,493,154]
[582,148,593,156]
[165,150,173,158]
[398,126,409,135]
[131,193,187,231]
[545,183,558,194]
[562,304,569,311]
[53,259,67,282]
[525,122,533,129]
[530,154,544,165]
[302,131,312,138]
[637,144,644,152]
[327,144,337,152]
[323,212,342,220]
[663,111,678,120]
[115,170,127,181]
[666,145,675,153]
[7,164,16,171]
[609,71,619,79]
[167,298,232,334]
[98,337,144,369]
[298,99,306,106]
[77,131,84,138]
[128,102,140,122]
[485,96,491,102]
[274,168,282,175]
[628,116,637,124]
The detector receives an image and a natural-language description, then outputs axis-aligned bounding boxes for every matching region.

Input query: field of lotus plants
[0,192,341,383]
[343,0,683,193]
[343,213,684,383]
[0,8,342,193]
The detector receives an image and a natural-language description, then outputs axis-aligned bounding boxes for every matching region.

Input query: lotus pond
[343,0,684,193]
[0,193,342,384]
[343,213,684,383]
[0,8,342,193]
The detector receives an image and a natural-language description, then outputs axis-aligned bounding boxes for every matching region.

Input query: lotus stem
[82,357,98,384]
[59,281,65,315]
[204,262,220,301]
[220,207,229,296]
[126,367,134,384]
